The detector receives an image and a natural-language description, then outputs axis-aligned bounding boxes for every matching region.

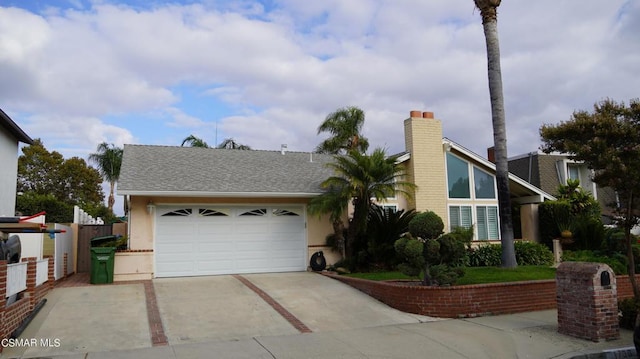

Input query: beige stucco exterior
[114,195,335,280]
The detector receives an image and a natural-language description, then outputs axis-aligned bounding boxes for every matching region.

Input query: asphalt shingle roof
[118,145,335,196]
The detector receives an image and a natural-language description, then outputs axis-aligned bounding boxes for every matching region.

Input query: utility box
[556,262,619,341]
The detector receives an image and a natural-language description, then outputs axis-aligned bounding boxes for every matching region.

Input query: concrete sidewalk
[3,309,635,358]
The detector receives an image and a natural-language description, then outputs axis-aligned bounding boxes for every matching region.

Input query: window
[449,206,472,230]
[446,153,470,198]
[272,209,300,216]
[382,205,397,213]
[473,167,496,199]
[476,206,499,240]
[567,164,581,181]
[239,208,267,216]
[161,208,192,217]
[199,209,229,216]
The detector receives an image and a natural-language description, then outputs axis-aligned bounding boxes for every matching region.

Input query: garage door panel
[155,205,306,277]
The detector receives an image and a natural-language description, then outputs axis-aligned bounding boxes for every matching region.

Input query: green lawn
[345,265,557,285]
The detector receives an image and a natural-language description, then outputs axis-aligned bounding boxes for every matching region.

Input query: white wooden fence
[6,262,27,298]
[54,224,73,280]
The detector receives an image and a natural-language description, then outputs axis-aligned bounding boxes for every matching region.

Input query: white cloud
[0,0,638,166]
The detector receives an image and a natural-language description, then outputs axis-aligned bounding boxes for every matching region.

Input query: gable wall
[0,128,18,216]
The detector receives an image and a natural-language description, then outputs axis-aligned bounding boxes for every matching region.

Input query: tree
[316,106,370,154]
[308,186,348,258]
[17,139,105,220]
[473,0,517,268]
[320,148,415,259]
[181,134,210,148]
[217,138,251,150]
[540,98,640,299]
[88,142,123,214]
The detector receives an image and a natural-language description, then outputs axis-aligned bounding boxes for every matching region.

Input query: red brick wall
[2,297,31,339]
[323,273,557,318]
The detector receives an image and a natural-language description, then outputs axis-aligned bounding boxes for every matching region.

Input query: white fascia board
[442,138,556,202]
[116,190,322,198]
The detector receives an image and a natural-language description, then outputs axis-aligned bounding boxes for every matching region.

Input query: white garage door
[155,205,307,277]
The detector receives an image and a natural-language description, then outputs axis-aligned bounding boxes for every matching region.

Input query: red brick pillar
[45,255,55,289]
[25,258,37,310]
[0,260,8,353]
[556,262,619,341]
[63,252,68,278]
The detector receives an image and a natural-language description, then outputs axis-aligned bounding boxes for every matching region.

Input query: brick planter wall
[323,273,557,318]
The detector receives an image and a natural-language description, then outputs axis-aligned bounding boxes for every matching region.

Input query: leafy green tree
[16,192,73,223]
[17,139,104,210]
[181,134,209,148]
[473,0,517,268]
[540,98,640,299]
[88,142,123,214]
[321,148,415,259]
[316,106,369,154]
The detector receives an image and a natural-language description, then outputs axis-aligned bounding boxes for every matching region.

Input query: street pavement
[0,272,636,358]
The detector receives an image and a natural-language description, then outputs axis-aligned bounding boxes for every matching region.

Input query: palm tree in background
[180,135,251,150]
[181,135,210,148]
[474,0,517,267]
[88,142,123,214]
[217,138,252,150]
[316,106,369,154]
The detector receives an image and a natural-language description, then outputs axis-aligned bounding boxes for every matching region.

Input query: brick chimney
[487,146,496,163]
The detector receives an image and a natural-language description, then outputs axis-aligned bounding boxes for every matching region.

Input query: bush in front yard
[514,241,553,266]
[468,241,553,267]
[618,298,639,330]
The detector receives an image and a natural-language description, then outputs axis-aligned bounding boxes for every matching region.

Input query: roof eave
[117,190,322,198]
[0,109,34,145]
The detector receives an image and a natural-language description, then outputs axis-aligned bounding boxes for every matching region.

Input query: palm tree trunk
[478,1,517,267]
[108,181,115,214]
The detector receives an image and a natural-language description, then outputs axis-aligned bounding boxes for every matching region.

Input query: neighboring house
[508,151,617,221]
[117,110,554,280]
[0,109,33,217]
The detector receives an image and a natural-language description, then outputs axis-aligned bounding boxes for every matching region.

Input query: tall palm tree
[181,135,210,148]
[316,106,370,154]
[88,142,123,214]
[321,148,415,258]
[474,0,517,267]
[217,138,251,150]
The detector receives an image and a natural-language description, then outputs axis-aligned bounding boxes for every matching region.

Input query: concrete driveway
[1,272,433,358]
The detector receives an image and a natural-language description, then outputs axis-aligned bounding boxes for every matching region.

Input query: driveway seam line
[144,280,169,346]
[253,337,277,359]
[233,274,313,334]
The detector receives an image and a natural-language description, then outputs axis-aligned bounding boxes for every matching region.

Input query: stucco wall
[0,128,18,216]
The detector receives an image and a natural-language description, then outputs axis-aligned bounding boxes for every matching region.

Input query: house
[379,111,554,242]
[508,151,617,221]
[117,110,554,280]
[0,109,33,216]
[116,147,337,280]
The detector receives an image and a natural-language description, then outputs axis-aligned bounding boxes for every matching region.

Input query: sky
[1,0,639,213]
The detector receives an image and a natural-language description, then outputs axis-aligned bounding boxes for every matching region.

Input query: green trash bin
[90,247,116,284]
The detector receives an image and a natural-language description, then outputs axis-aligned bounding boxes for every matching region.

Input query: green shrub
[467,244,502,267]
[366,207,416,269]
[468,241,553,267]
[394,236,424,278]
[538,201,562,249]
[514,241,554,266]
[430,264,465,286]
[408,211,444,240]
[618,298,639,330]
[572,216,605,251]
[561,250,627,275]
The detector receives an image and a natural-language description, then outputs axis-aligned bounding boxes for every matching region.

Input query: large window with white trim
[476,206,499,240]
